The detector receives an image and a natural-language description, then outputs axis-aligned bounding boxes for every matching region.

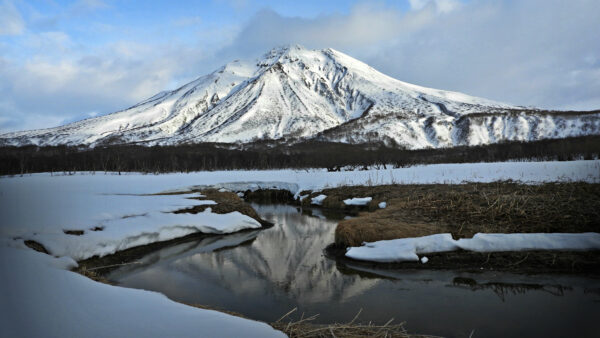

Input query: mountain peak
[1,46,598,148]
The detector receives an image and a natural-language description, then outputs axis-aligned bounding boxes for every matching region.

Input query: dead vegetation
[271,308,432,338]
[172,189,272,226]
[24,240,49,254]
[244,189,295,203]
[63,229,85,236]
[76,265,114,284]
[332,182,600,247]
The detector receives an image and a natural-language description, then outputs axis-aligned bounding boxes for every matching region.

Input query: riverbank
[75,181,600,275]
[304,182,600,273]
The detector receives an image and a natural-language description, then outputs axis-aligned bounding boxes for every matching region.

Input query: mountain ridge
[2,45,599,148]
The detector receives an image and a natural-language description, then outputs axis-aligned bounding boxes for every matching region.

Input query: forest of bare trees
[0,136,598,175]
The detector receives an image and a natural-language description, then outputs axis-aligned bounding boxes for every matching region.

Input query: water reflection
[109,204,379,321]
[108,204,600,338]
[450,277,572,300]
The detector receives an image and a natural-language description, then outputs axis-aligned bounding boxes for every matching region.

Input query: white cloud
[0,33,215,133]
[408,0,460,13]
[0,0,25,35]
[220,0,600,110]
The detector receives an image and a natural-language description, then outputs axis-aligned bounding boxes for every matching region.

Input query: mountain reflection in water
[108,204,600,338]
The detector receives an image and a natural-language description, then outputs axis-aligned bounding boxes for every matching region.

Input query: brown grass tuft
[173,189,272,226]
[24,240,50,254]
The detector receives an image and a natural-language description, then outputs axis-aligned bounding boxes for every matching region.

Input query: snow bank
[0,176,261,260]
[207,181,301,195]
[343,197,372,206]
[311,194,327,205]
[346,234,459,262]
[33,209,261,261]
[457,233,600,252]
[0,247,285,338]
[346,233,600,262]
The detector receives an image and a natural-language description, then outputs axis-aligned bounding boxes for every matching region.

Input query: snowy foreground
[1,160,599,337]
[0,247,285,338]
[346,233,600,263]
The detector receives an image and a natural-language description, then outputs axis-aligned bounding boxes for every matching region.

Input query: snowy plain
[1,160,599,337]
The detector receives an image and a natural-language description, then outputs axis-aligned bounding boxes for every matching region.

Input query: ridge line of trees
[0,136,598,175]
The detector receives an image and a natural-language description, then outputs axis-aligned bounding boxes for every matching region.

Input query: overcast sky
[1,0,599,133]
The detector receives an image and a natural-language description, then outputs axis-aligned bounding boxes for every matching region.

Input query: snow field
[0,247,285,338]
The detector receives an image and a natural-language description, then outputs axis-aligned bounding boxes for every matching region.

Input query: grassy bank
[298,182,600,273]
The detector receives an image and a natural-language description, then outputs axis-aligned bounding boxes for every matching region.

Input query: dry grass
[271,308,433,338]
[63,229,85,236]
[333,182,600,247]
[173,189,271,226]
[24,240,50,254]
[337,216,444,249]
[76,265,114,284]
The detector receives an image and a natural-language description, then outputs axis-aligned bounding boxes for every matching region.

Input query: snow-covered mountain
[2,45,599,149]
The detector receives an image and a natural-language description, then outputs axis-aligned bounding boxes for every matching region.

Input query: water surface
[108,204,600,338]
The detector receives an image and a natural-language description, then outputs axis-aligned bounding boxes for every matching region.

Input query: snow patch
[311,194,327,205]
[343,197,372,206]
[346,233,600,262]
[346,234,458,262]
[457,233,600,252]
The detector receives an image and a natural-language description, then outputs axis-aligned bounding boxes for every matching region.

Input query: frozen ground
[1,160,598,337]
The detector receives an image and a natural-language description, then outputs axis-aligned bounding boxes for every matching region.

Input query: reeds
[271,308,438,338]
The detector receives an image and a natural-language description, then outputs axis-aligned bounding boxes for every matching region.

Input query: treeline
[0,136,599,175]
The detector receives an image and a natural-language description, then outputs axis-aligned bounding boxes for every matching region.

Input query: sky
[0,0,599,133]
